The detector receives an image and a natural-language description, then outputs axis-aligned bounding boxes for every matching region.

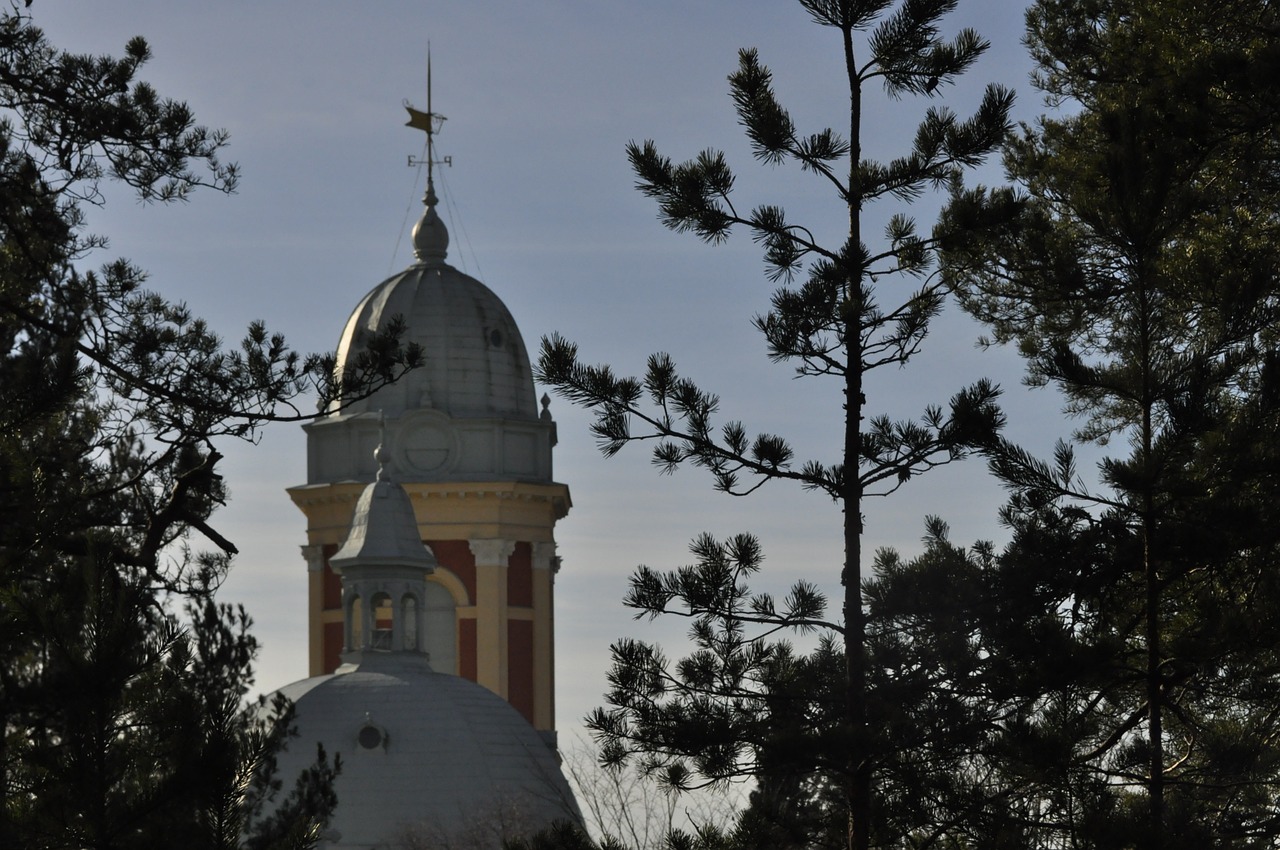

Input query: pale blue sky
[34,2,1073,741]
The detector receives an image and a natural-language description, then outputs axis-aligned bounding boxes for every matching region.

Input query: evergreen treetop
[539,3,1013,848]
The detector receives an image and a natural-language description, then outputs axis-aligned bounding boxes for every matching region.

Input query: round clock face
[397,414,456,475]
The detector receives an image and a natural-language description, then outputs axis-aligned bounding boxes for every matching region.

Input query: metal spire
[404,44,449,208]
[404,47,452,265]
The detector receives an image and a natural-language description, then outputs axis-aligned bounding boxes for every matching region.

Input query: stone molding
[532,541,556,571]
[469,538,516,566]
[301,544,326,573]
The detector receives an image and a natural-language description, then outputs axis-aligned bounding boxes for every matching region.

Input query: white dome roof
[330,203,537,421]
[272,655,579,849]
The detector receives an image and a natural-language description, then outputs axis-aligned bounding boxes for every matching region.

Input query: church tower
[286,86,570,735]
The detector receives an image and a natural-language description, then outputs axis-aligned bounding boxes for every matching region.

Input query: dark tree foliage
[0,6,415,848]
[503,820,630,850]
[537,2,1012,848]
[867,454,1280,849]
[926,0,1280,846]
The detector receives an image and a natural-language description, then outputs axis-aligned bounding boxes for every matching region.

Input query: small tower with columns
[329,430,439,665]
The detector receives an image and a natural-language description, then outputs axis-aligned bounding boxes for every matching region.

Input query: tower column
[532,541,557,731]
[301,544,327,673]
[470,538,515,697]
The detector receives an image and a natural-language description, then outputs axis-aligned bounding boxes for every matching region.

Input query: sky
[30,2,1077,746]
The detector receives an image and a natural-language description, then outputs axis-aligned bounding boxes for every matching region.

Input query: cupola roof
[329,437,437,572]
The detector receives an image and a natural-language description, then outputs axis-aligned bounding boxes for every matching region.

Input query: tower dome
[330,198,537,421]
[303,190,557,487]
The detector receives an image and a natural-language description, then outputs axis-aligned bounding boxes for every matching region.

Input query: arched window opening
[347,593,362,652]
[401,594,419,651]
[423,581,457,674]
[371,592,393,650]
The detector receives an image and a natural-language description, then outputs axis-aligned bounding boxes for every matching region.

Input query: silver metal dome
[330,202,537,422]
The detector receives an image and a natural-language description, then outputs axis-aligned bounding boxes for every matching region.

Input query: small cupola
[329,426,438,665]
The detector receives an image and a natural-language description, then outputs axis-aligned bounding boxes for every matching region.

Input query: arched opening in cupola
[401,593,419,650]
[371,591,394,650]
[423,580,457,673]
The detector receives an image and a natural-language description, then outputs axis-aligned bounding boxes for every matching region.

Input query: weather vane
[404,45,451,203]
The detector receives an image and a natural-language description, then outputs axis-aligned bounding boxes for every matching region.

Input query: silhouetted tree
[538,2,1012,848]
[937,0,1280,845]
[0,6,414,847]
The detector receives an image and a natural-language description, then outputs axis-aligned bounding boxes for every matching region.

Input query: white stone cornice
[532,541,556,571]
[469,538,516,566]
[301,544,326,573]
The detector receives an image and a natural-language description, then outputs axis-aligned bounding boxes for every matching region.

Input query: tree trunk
[1139,268,1163,849]
[842,18,870,850]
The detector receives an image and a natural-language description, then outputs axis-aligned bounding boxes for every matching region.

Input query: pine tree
[0,7,412,846]
[537,3,1012,848]
[938,0,1280,845]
